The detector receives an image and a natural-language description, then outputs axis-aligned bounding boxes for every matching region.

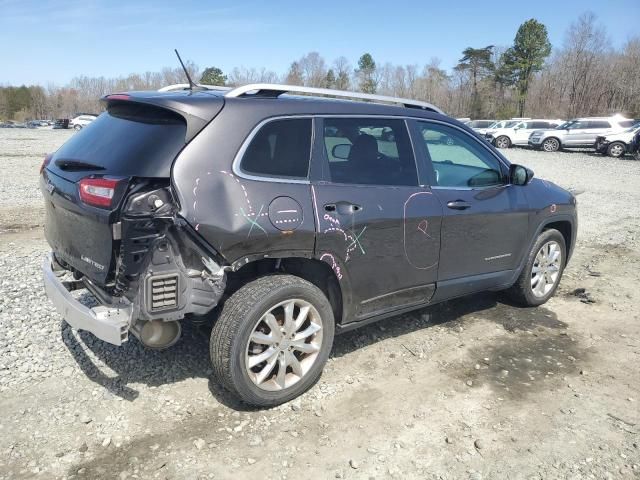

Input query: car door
[411,119,529,285]
[562,120,588,146]
[312,117,443,322]
[512,121,531,144]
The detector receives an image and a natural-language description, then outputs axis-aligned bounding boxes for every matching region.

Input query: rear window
[51,103,187,178]
[240,118,312,179]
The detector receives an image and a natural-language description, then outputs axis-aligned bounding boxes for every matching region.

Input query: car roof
[114,88,454,124]
[574,116,630,121]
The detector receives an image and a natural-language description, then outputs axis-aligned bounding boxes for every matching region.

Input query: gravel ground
[0,129,639,479]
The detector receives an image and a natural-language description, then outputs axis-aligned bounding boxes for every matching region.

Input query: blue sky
[1,0,638,86]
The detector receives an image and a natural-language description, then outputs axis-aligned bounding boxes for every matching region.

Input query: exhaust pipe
[130,319,182,349]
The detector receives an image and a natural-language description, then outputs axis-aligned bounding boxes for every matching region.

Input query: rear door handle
[446,200,471,210]
[324,201,362,215]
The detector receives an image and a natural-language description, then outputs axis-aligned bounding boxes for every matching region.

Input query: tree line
[1,12,638,121]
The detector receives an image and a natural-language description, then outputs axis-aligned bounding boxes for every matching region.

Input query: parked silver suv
[528,116,636,152]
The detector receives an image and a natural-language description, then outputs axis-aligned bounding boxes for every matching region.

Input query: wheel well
[544,221,572,255]
[225,257,344,324]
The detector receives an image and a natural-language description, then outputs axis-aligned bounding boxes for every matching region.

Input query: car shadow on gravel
[331,292,588,399]
[61,318,248,408]
[61,291,584,408]
[331,292,566,358]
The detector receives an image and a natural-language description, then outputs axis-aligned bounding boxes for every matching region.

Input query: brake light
[40,153,52,174]
[78,178,121,208]
[107,94,130,101]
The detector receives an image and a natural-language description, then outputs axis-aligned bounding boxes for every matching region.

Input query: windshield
[625,123,640,133]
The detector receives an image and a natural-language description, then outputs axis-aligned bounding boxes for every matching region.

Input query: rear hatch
[41,91,224,285]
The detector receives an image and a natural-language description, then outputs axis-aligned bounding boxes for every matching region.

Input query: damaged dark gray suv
[41,84,577,406]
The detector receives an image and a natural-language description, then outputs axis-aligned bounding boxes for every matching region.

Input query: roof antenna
[174,49,197,90]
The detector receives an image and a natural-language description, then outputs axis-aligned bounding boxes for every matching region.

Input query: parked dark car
[53,119,70,129]
[41,85,577,406]
[630,129,640,160]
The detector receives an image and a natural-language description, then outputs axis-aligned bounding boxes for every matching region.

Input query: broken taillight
[78,177,122,209]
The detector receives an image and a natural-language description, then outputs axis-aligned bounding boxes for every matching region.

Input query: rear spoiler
[101,91,225,142]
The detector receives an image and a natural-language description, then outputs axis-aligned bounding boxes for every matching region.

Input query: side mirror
[510,164,534,186]
[332,143,351,160]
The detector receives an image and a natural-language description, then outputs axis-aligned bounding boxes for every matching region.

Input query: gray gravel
[0,129,638,479]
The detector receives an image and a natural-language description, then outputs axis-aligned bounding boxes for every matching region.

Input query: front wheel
[73,124,82,130]
[494,135,511,149]
[507,228,566,307]
[542,137,560,152]
[210,275,335,407]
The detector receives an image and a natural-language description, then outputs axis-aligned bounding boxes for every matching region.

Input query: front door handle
[447,200,471,210]
[324,201,362,215]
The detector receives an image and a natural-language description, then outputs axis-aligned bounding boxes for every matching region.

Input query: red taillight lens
[78,178,121,208]
[106,94,130,101]
[40,153,52,174]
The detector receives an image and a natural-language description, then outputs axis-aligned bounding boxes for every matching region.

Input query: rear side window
[322,117,417,186]
[240,118,312,179]
[51,103,187,177]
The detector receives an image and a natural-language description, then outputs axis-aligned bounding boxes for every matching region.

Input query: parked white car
[594,122,640,157]
[486,119,564,149]
[466,119,496,134]
[528,116,636,152]
[70,115,97,130]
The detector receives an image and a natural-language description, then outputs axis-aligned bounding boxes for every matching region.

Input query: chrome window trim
[232,114,510,187]
[232,115,314,185]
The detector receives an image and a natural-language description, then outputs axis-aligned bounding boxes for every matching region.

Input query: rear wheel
[494,135,511,149]
[542,137,560,152]
[210,275,335,407]
[507,228,566,307]
[607,142,625,158]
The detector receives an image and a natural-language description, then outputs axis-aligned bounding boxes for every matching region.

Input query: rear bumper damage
[43,254,132,345]
[42,186,229,347]
[43,226,228,347]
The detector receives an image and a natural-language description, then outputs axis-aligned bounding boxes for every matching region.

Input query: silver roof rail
[224,83,444,114]
[158,83,231,92]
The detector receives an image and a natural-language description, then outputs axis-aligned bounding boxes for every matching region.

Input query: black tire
[494,135,511,149]
[210,275,335,407]
[506,228,566,307]
[606,142,626,158]
[73,124,82,130]
[542,137,560,152]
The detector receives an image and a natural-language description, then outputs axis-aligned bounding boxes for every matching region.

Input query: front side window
[417,121,504,188]
[240,118,312,179]
[322,117,417,186]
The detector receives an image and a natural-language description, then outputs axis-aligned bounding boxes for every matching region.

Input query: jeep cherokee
[41,84,577,406]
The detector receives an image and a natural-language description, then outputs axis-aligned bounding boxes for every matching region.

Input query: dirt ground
[0,129,638,479]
